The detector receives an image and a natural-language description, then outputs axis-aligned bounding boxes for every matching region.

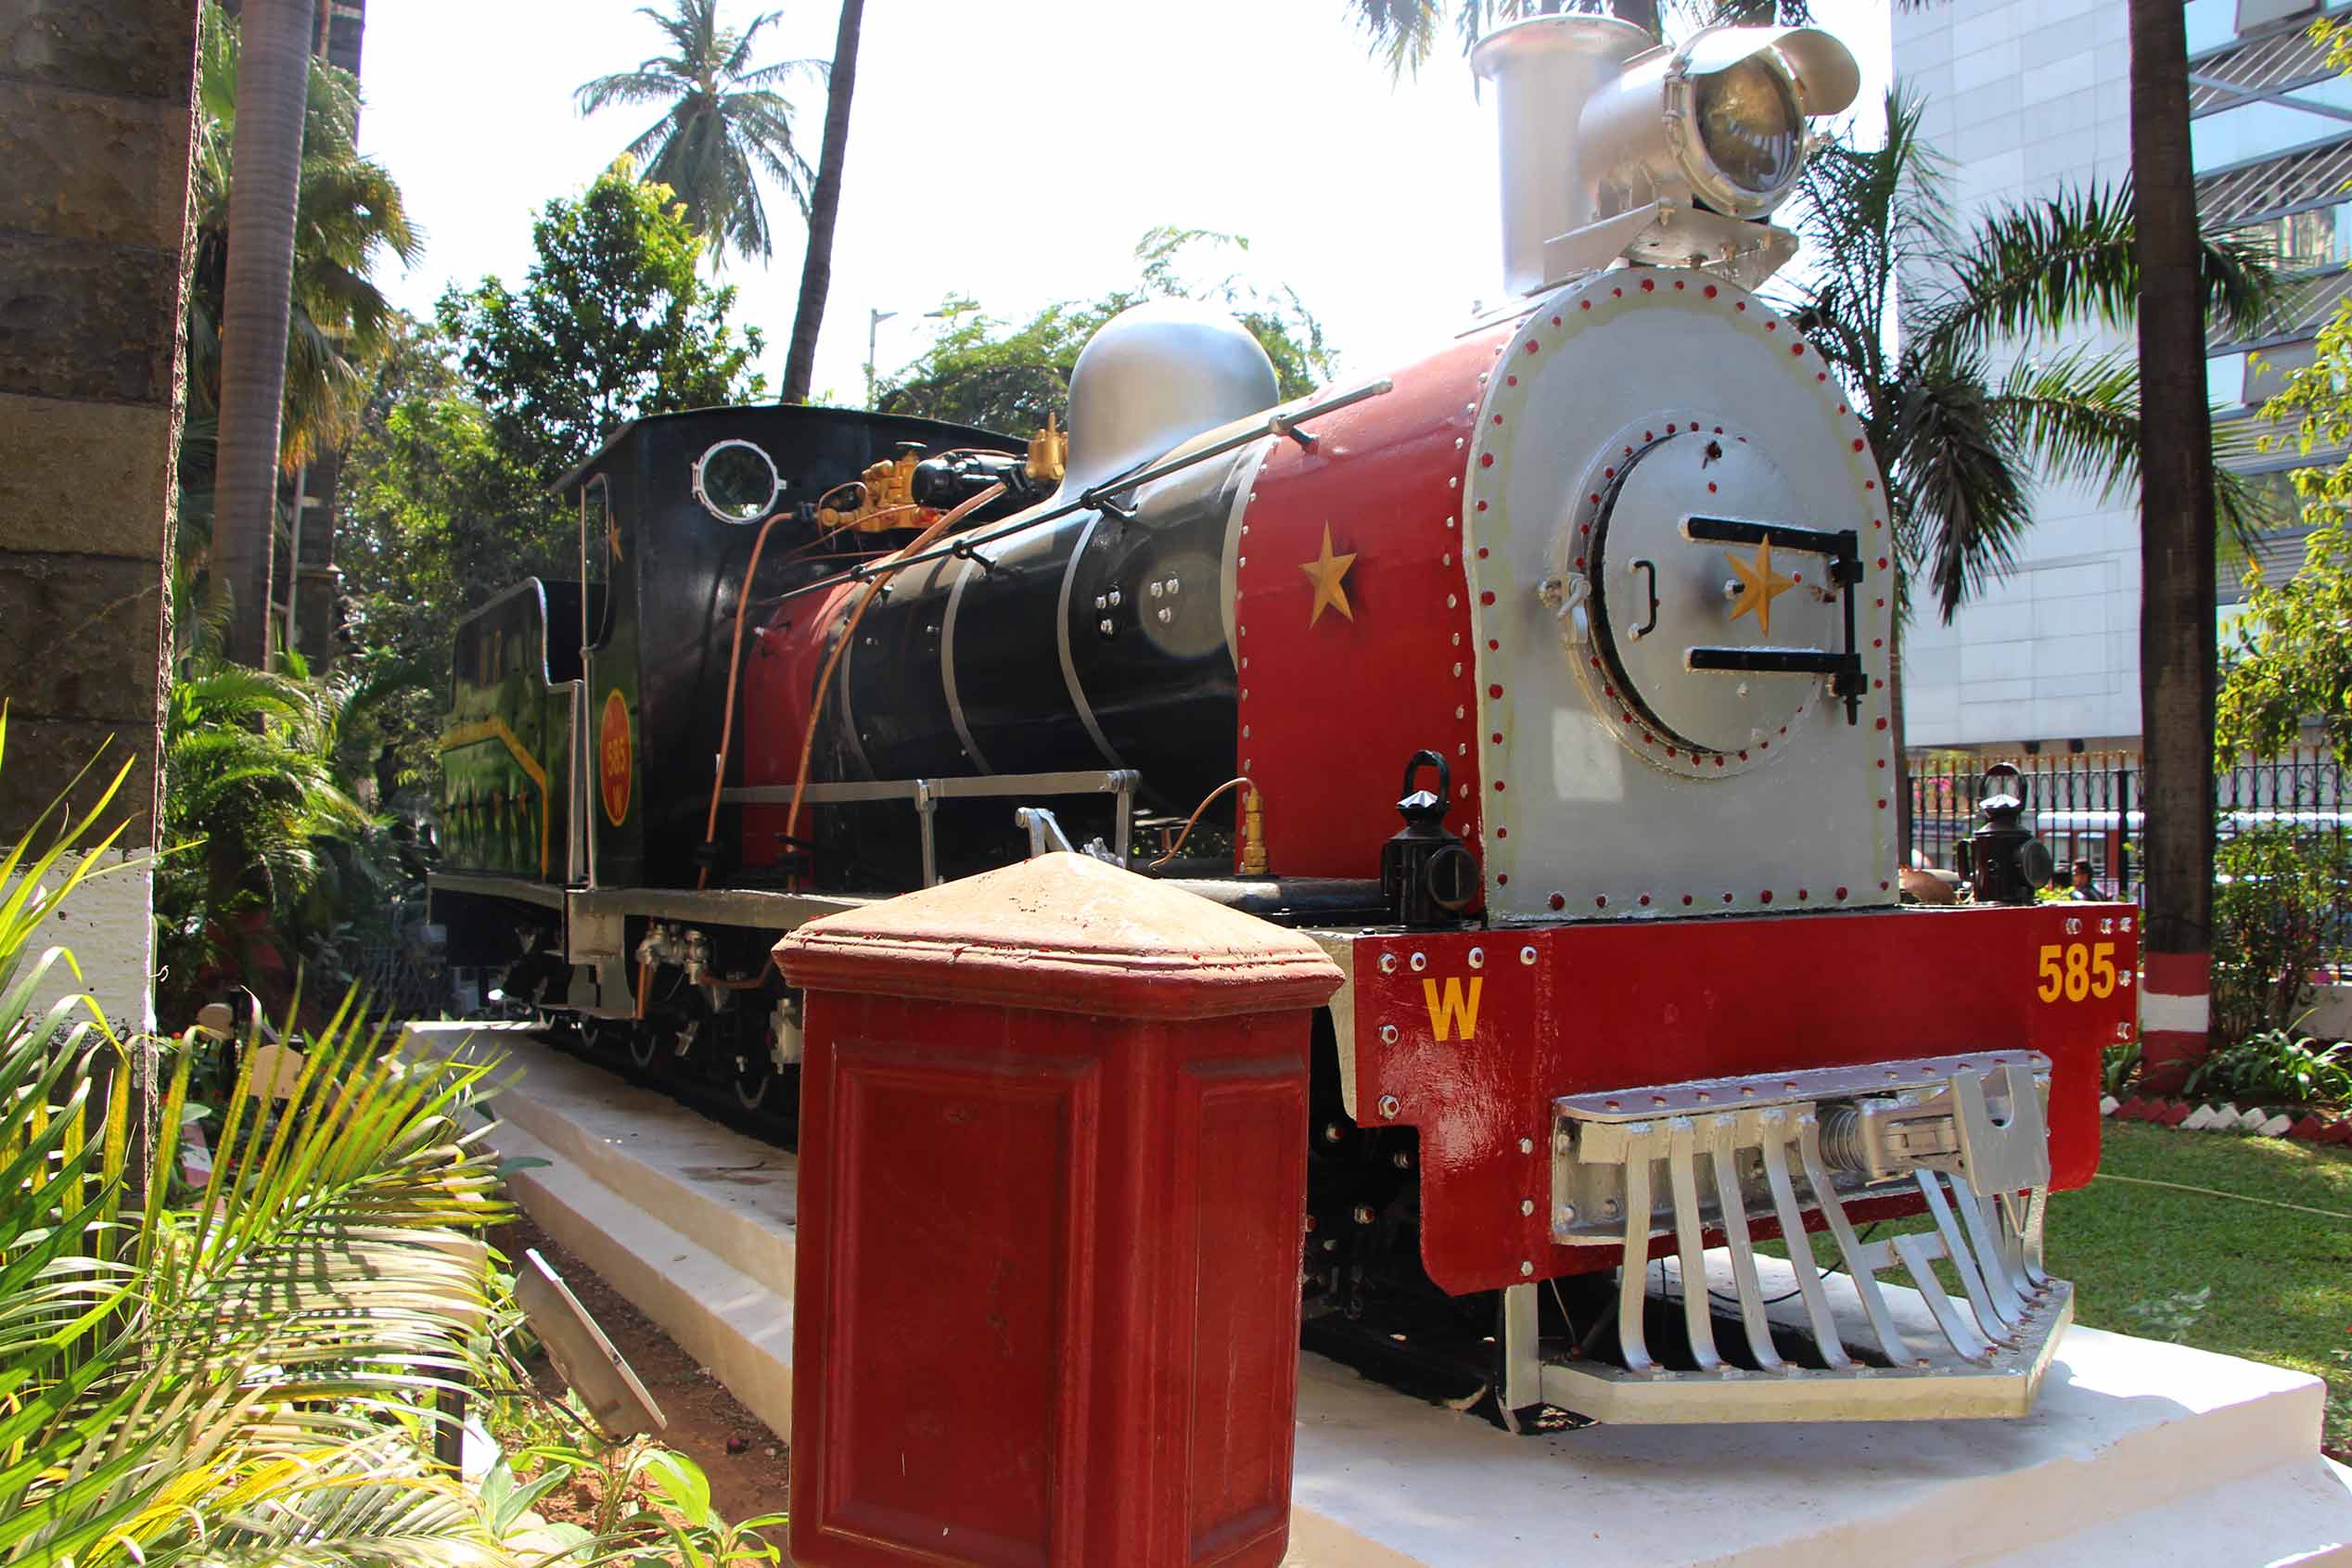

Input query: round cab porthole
[692,440,782,524]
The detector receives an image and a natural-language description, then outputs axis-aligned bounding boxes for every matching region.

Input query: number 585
[2037,941,2116,1002]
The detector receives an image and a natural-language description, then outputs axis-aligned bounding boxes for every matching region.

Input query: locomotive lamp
[1957,762,2058,905]
[1473,16,1860,294]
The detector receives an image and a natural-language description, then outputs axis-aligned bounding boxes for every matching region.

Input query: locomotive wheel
[731,1054,773,1111]
[624,1021,662,1071]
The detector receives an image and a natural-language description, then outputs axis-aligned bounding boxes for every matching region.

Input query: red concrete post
[776,853,1343,1568]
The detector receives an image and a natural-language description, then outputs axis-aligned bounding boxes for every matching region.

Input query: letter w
[1423,976,1483,1042]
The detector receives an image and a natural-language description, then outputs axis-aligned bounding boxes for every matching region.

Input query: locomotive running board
[1515,1052,2072,1423]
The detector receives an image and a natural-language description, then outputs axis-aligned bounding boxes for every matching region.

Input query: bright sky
[357,0,1892,403]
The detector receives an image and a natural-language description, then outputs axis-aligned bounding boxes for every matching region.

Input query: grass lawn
[1774,1122,2352,1447]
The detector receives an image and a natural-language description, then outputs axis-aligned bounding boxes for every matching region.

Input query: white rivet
[1379,1094,1401,1118]
[1520,1199,1535,1217]
[1519,1260,1534,1276]
[1379,953,1399,974]
[1150,580,1164,598]
[1447,595,1458,608]
[1242,724,1251,738]
[1379,1024,1399,1043]
[1410,952,1428,971]
[1455,705,1466,720]
[1108,589,1121,606]
[1452,662,1463,677]
[1519,1137,1534,1154]
[1520,946,1537,965]
[1468,947,1485,968]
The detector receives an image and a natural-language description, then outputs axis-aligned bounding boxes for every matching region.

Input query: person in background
[2068,858,2101,900]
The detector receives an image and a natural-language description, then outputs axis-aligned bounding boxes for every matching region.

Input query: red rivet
[1714,427,1723,434]
[1639,893,1652,905]
[1645,430,1655,441]
[1496,826,1508,838]
[1614,287,1624,297]
[1797,889,1809,900]
[1714,757,1725,768]
[1817,372,1827,382]
[1704,285,1718,298]
[1589,492,1602,504]
[1874,597,1885,608]
[1673,280,1685,290]
[1596,896,1608,909]
[1489,639,1500,650]
[1873,638,1884,648]
[1506,375,1518,387]
[1706,482,1717,492]
[1589,657,1601,669]
[1525,340,1540,353]
[1641,278,1655,292]
[1492,414,1504,425]
[1580,300,1592,311]
[1682,894,1694,905]
[1489,684,1503,698]
[1552,315,1563,326]
[1494,781,1506,792]
[1865,479,1876,490]
[1765,322,1776,332]
[1735,301,1745,312]
[1604,466,1616,478]
[1550,893,1566,911]
[1873,678,1885,689]
[1852,439,1865,453]
[1476,499,1489,511]
[1880,880,1891,892]
[1480,453,1495,467]
[1791,343,1804,356]
[1497,873,1508,886]
[1668,424,1678,434]
[1481,591,1496,606]
[1761,890,1774,903]
[1490,732,1503,745]
[1722,893,1734,903]
[1835,886,1848,900]
[1838,405,1848,415]
[1575,555,1586,568]
[1476,546,1489,558]
[1877,798,1889,809]
[1876,556,1889,569]
[1878,759,1888,769]
[1874,717,1888,731]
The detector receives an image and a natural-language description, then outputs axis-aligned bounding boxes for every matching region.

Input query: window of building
[2188,0,2241,53]
[2231,201,2352,271]
[2238,0,2320,33]
[2192,73,2352,170]
[2209,351,2251,409]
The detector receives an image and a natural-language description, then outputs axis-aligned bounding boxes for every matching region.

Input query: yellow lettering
[1423,976,1483,1042]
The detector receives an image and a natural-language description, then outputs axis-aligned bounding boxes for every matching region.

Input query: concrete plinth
[406,1022,2352,1567]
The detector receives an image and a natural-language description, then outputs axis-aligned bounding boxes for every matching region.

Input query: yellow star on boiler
[1725,538,1796,635]
[1300,523,1357,628]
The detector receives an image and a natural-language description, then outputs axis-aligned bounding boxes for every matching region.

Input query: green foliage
[576,0,825,268]
[2101,1039,2142,1099]
[5,747,788,1562]
[2208,825,2352,1044]
[439,164,770,486]
[156,582,391,1026]
[876,227,1339,433]
[185,0,419,477]
[2218,288,2352,764]
[1788,94,2274,624]
[2187,1027,2352,1108]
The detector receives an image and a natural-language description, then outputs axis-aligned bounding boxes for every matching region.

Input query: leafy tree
[575,0,824,269]
[439,165,769,485]
[876,228,1338,434]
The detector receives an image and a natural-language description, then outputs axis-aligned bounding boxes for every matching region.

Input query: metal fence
[1906,746,2351,899]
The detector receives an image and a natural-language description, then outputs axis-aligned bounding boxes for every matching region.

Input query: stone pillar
[0,2,203,1026]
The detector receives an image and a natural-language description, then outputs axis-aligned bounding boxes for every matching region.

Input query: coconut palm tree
[185,1,420,478]
[575,0,826,270]
[2125,0,2218,1082]
[780,0,863,405]
[209,0,312,668]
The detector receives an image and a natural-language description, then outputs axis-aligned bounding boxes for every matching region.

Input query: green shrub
[2185,1026,2352,1108]
[2211,824,2352,1042]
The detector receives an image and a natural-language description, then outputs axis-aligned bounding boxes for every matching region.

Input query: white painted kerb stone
[407,1023,2352,1568]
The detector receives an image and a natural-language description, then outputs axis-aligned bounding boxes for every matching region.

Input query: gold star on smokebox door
[1300,524,1357,627]
[1725,538,1796,635]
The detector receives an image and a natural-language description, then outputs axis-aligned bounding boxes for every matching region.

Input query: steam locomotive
[433,14,2137,1424]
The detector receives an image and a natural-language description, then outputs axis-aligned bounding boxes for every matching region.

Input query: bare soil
[490,1216,792,1548]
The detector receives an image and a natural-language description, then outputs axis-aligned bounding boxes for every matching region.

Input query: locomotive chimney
[1470,16,1860,298]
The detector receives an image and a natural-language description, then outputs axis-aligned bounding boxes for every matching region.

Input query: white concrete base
[406,1022,2352,1568]
[19,848,153,1031]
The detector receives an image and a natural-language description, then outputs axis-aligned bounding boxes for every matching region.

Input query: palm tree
[2125,0,2218,1088]
[575,0,825,270]
[780,0,863,405]
[185,1,420,478]
[209,0,312,667]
